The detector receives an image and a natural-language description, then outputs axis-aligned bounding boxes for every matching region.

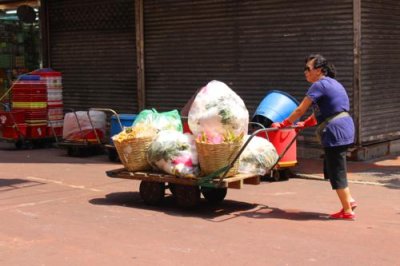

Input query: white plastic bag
[238,135,279,175]
[147,130,199,178]
[188,80,249,139]
[62,111,106,141]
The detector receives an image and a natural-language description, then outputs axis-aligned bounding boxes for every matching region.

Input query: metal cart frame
[55,108,105,156]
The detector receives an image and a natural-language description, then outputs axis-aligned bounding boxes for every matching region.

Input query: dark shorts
[323,145,349,190]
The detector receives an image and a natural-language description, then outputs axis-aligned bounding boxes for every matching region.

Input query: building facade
[41,0,400,159]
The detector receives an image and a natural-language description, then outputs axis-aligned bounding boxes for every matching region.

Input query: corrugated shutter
[360,0,400,144]
[47,0,137,113]
[143,0,354,143]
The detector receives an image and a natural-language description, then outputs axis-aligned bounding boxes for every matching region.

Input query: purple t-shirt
[306,77,355,147]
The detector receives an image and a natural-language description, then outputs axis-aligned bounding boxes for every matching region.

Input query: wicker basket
[113,136,153,172]
[196,141,243,178]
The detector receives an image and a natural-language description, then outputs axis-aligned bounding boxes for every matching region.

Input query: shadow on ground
[378,178,400,190]
[89,191,328,222]
[0,178,44,192]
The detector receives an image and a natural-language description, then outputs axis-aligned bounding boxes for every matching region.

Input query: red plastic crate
[13,108,47,114]
[47,126,63,137]
[13,83,46,90]
[25,113,48,120]
[0,111,25,126]
[27,125,48,138]
[12,94,47,102]
[0,123,27,139]
[12,87,47,95]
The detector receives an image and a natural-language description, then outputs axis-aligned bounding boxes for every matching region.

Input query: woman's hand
[295,114,317,129]
[271,119,292,129]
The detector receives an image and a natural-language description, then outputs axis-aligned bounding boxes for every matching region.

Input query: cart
[106,126,299,208]
[0,102,56,149]
[249,122,298,181]
[55,108,106,156]
[92,108,133,162]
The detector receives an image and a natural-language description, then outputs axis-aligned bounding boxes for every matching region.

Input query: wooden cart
[106,168,261,208]
[106,126,299,208]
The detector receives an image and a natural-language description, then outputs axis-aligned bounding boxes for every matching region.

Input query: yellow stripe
[13,102,47,108]
[278,161,297,168]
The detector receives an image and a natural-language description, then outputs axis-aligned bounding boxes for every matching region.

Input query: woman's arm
[286,96,313,124]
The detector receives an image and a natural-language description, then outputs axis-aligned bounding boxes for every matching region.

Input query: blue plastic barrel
[110,114,137,142]
[253,90,299,125]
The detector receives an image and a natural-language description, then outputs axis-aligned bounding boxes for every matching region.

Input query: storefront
[0,0,41,97]
[41,0,400,160]
[42,0,138,113]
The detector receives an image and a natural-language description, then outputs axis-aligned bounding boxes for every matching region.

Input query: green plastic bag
[132,109,183,132]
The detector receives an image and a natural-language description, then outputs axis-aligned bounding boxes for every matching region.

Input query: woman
[272,54,357,220]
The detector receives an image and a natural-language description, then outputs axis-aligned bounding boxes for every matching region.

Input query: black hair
[306,54,336,78]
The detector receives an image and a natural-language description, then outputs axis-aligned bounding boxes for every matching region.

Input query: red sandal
[329,209,355,220]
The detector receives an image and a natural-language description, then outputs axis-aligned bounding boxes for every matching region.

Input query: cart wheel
[139,181,165,205]
[67,147,75,156]
[271,169,290,182]
[173,184,200,209]
[108,149,119,162]
[26,141,34,149]
[15,140,24,149]
[15,140,32,149]
[168,183,176,195]
[201,187,227,204]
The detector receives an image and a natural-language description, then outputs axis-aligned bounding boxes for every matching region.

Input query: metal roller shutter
[47,0,137,113]
[360,0,400,144]
[143,0,354,143]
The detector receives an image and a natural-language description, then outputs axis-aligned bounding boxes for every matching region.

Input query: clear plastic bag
[62,111,106,141]
[147,130,199,178]
[238,135,279,175]
[188,80,249,140]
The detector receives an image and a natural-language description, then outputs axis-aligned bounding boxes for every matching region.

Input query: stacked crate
[32,69,63,137]
[12,74,48,138]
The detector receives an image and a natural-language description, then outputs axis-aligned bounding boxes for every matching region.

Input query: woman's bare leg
[335,187,353,213]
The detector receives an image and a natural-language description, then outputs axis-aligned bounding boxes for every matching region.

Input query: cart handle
[198,126,301,187]
[89,108,124,133]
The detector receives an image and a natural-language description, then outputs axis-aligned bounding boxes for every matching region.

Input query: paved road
[1,144,399,266]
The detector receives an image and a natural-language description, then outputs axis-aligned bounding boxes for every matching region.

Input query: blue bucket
[253,90,299,125]
[110,114,137,142]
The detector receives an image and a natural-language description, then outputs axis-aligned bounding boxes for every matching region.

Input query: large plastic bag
[133,109,182,133]
[188,80,249,140]
[147,130,199,178]
[62,111,106,141]
[238,135,279,175]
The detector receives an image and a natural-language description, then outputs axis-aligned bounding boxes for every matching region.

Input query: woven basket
[196,141,243,178]
[113,136,153,172]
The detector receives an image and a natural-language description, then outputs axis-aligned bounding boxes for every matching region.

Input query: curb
[293,173,400,189]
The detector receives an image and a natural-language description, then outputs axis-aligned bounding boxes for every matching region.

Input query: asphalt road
[1,144,399,266]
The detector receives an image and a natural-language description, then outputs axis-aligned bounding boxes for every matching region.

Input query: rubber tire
[168,183,176,195]
[271,169,290,182]
[139,181,165,205]
[108,148,119,162]
[15,140,24,150]
[67,147,77,156]
[173,184,201,209]
[201,187,227,204]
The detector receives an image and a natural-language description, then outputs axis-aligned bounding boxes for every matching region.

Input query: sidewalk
[292,154,400,189]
